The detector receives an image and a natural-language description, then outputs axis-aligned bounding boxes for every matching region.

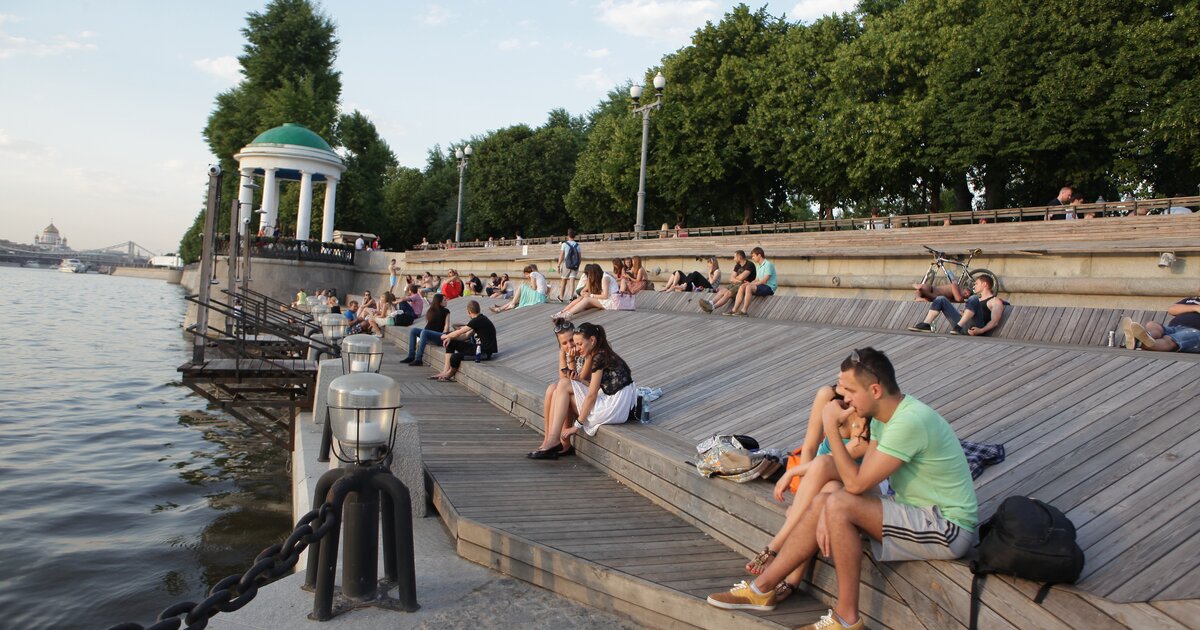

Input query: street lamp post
[454,145,472,243]
[630,71,666,237]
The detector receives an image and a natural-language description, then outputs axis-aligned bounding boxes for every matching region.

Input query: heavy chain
[106,501,341,630]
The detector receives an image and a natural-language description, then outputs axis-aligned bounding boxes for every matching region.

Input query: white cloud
[585,47,610,58]
[193,56,242,84]
[496,38,540,51]
[0,30,97,59]
[0,14,24,26]
[420,5,452,26]
[788,0,857,23]
[576,67,614,92]
[0,128,8,146]
[595,0,719,43]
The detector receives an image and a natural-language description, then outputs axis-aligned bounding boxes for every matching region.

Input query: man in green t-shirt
[707,347,978,630]
[728,246,776,316]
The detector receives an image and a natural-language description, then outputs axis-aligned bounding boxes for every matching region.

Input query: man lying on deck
[707,347,978,630]
[908,275,1005,335]
[1121,295,1200,353]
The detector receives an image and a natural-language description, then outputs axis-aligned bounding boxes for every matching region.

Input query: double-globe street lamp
[631,71,666,236]
[454,145,473,243]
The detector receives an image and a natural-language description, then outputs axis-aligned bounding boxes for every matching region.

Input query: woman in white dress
[553,264,620,320]
[528,322,636,459]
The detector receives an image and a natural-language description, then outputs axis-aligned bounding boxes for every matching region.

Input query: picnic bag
[968,496,1084,630]
[694,435,778,483]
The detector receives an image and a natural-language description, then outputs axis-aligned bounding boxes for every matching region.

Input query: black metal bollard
[342,486,379,600]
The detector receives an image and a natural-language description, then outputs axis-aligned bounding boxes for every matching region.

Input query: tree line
[181,0,1199,261]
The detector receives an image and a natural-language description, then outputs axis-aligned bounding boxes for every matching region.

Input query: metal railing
[408,196,1200,252]
[214,235,356,265]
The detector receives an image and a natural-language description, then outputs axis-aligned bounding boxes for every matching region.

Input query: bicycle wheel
[969,268,1001,293]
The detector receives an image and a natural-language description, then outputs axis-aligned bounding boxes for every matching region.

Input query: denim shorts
[1162,325,1200,353]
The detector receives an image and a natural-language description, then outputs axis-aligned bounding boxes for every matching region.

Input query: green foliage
[181,0,1200,262]
[334,111,398,236]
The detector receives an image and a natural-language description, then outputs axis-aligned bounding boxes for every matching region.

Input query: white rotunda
[233,123,346,241]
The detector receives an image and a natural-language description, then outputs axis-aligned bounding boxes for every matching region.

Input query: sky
[0,0,856,253]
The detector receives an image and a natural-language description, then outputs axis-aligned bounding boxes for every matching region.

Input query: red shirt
[441,279,464,300]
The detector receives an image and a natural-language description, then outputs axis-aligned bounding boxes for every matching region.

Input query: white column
[296,170,313,240]
[237,168,255,235]
[260,168,278,236]
[320,176,339,243]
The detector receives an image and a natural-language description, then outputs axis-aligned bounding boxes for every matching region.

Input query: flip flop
[435,376,457,382]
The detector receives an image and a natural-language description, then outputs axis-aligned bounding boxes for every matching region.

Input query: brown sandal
[745,547,777,575]
[775,581,799,602]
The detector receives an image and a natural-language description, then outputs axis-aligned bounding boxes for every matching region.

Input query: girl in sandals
[527,322,635,459]
[551,264,618,320]
[536,319,593,451]
[744,385,870,601]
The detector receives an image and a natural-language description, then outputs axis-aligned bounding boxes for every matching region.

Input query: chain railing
[106,501,340,630]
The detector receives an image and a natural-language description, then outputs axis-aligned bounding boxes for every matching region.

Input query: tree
[180,0,341,261]
[654,4,791,225]
[333,111,397,235]
[565,89,645,232]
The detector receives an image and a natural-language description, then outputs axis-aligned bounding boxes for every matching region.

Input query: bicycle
[916,245,1000,300]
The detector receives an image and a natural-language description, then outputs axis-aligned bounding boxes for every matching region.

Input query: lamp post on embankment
[454,145,472,244]
[630,71,665,237]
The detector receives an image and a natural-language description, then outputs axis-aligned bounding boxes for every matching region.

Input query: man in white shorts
[556,228,581,302]
[707,347,977,630]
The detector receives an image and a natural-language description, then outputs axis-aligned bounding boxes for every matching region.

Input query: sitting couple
[526,320,636,460]
[708,348,978,630]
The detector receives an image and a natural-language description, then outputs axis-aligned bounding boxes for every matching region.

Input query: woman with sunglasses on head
[536,319,594,449]
[528,322,635,459]
[741,384,870,603]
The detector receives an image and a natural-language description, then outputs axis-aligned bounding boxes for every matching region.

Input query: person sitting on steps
[491,264,549,313]
[909,275,1005,335]
[537,319,594,455]
[400,294,450,365]
[727,247,776,317]
[701,250,754,314]
[744,385,870,605]
[707,348,978,630]
[527,322,635,460]
[1121,294,1200,353]
[428,300,498,382]
[552,264,618,321]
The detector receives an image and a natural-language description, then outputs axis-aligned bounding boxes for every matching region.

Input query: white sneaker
[700,299,714,313]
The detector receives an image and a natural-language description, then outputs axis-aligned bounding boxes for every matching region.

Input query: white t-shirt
[560,239,579,268]
[354,237,365,250]
[530,271,548,295]
[602,272,620,298]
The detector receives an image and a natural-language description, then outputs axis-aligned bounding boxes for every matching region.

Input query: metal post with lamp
[319,334,383,462]
[303,372,418,620]
[630,71,665,237]
[454,145,472,243]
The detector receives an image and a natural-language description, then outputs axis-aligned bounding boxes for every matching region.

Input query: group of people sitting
[400,297,498,382]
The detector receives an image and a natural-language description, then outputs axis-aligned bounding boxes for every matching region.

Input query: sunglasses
[847,349,882,384]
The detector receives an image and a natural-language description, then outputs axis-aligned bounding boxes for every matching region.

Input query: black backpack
[564,241,580,270]
[969,496,1085,630]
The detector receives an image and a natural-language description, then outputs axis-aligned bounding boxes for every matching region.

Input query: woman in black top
[401,294,450,364]
[528,322,636,459]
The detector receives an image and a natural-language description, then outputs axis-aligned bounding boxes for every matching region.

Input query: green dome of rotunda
[249,123,334,153]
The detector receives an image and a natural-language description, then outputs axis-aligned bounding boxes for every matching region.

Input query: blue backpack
[564,241,580,270]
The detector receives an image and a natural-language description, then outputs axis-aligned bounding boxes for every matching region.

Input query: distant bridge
[0,240,159,268]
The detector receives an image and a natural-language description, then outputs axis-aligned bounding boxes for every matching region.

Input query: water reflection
[0,268,292,629]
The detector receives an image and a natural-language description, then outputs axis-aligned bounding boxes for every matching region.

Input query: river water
[0,267,292,629]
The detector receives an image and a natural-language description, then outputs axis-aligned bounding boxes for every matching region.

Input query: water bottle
[474,340,482,363]
[640,396,651,424]
[1107,330,1115,348]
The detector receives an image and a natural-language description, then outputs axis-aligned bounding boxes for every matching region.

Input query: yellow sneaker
[706,580,776,611]
[798,609,866,630]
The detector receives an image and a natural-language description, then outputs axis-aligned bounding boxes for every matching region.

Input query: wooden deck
[383,296,1200,629]
[377,359,827,629]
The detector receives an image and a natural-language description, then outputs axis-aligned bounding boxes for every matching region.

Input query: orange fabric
[786,448,804,494]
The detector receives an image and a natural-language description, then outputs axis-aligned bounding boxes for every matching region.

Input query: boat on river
[58,259,87,273]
